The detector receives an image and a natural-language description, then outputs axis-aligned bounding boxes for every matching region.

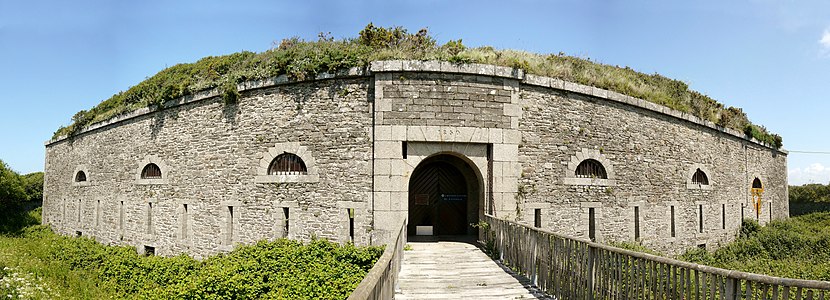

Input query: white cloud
[820,28,830,56]
[788,163,830,185]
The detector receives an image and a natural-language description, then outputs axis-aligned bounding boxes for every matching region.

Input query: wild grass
[612,213,830,281]
[0,205,384,299]
[679,214,830,281]
[54,24,782,148]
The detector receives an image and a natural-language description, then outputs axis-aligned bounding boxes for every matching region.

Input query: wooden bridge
[349,217,830,300]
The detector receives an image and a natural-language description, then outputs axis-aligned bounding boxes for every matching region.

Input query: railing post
[587,245,596,300]
[725,277,739,300]
[531,229,538,286]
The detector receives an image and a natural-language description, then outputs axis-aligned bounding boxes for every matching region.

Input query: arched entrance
[408,154,480,236]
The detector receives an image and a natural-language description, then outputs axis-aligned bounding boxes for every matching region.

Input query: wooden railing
[348,219,406,300]
[483,215,830,300]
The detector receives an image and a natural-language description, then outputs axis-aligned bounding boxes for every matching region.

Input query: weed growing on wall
[54,24,782,148]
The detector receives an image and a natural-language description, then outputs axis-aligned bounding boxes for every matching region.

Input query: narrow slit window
[670,205,676,238]
[147,202,153,235]
[348,208,355,243]
[741,203,745,220]
[534,209,542,228]
[268,153,307,175]
[141,163,162,179]
[588,208,596,242]
[722,204,726,229]
[181,204,189,240]
[226,206,234,244]
[77,199,82,223]
[699,205,704,233]
[769,202,772,221]
[282,207,290,238]
[634,206,640,241]
[575,159,607,179]
[691,168,709,185]
[95,200,100,227]
[119,201,125,232]
[402,142,408,159]
[75,171,87,182]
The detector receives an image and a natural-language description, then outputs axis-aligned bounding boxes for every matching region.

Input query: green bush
[739,218,761,238]
[679,212,830,280]
[0,206,385,299]
[54,24,782,149]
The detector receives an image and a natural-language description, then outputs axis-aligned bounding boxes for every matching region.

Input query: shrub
[739,218,761,239]
[0,206,385,299]
[679,212,830,280]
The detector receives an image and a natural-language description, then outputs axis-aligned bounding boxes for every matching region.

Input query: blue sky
[1,0,828,185]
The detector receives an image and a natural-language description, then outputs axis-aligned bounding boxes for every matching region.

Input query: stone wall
[44,77,374,258]
[517,84,787,254]
[43,60,787,257]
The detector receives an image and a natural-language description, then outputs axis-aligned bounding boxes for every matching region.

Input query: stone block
[489,128,503,143]
[524,74,550,87]
[375,126,392,141]
[503,130,521,144]
[376,141,401,159]
[492,144,518,162]
[375,159,391,176]
[374,192,391,211]
[503,103,522,117]
[391,125,407,141]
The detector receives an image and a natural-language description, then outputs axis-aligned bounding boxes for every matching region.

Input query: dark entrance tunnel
[408,154,480,236]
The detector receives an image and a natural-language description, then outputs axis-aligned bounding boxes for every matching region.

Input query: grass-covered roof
[55,24,782,148]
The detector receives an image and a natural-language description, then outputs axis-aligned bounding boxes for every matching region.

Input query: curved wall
[43,61,787,257]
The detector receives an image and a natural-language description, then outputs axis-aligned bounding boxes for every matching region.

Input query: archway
[408,154,480,236]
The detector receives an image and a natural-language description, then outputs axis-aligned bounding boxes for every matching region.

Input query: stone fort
[42,60,788,258]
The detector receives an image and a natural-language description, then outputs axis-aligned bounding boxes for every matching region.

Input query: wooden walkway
[396,237,551,300]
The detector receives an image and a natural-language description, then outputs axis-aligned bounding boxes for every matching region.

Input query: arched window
[141,163,162,179]
[268,153,307,175]
[75,171,87,182]
[575,159,607,179]
[691,168,709,185]
[752,178,762,189]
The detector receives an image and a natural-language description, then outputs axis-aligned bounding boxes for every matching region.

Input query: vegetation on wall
[54,23,782,148]
[0,207,384,299]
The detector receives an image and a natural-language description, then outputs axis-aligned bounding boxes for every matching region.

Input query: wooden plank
[651,260,658,300]
[772,285,780,300]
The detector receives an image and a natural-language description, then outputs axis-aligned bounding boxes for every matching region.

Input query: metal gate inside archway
[408,154,479,236]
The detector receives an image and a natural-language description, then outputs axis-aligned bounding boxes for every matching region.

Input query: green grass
[677,213,830,281]
[0,205,384,299]
[54,24,782,149]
